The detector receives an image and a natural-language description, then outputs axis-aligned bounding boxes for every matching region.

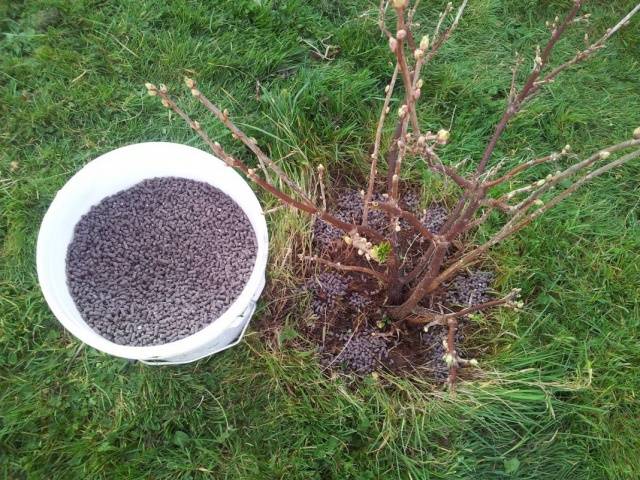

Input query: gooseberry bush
[147,0,640,386]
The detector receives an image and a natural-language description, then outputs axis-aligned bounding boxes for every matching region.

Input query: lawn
[1,0,640,478]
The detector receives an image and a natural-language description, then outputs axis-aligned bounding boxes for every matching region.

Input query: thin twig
[300,255,388,283]
[147,84,387,245]
[375,201,438,243]
[423,0,468,64]
[475,0,584,175]
[363,64,399,226]
[187,78,311,203]
[392,2,421,134]
[406,288,521,325]
[317,164,327,211]
[430,144,640,293]
[484,150,566,187]
[532,3,640,94]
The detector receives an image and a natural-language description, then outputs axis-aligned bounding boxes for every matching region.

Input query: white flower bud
[420,35,430,50]
[396,29,407,40]
[534,45,542,67]
[145,82,157,95]
[414,49,424,59]
[184,77,196,89]
[562,144,571,153]
[388,37,398,52]
[413,88,421,99]
[191,121,201,130]
[533,199,544,206]
[161,98,170,108]
[633,127,640,139]
[357,249,364,256]
[384,84,390,93]
[159,84,168,93]
[599,150,610,159]
[443,352,455,367]
[436,129,450,144]
[398,105,408,118]
[191,88,201,97]
[417,79,424,88]
[536,179,545,187]
[317,164,325,172]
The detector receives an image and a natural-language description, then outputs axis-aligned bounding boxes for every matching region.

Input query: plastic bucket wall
[36,142,268,364]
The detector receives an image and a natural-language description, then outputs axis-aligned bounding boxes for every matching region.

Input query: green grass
[2,0,640,478]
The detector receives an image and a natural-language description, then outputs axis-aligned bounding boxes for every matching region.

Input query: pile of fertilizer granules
[66,177,257,346]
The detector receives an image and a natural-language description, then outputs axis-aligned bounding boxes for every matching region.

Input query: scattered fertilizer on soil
[421,204,448,234]
[321,328,389,374]
[347,292,371,311]
[446,270,494,307]
[301,188,495,380]
[66,177,257,346]
[305,272,349,316]
[312,190,388,250]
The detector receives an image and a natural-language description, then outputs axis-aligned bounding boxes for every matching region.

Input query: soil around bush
[299,188,495,381]
[66,177,257,346]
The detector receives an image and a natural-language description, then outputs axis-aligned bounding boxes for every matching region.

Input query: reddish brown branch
[300,255,388,283]
[392,3,420,134]
[147,85,387,246]
[421,146,473,189]
[406,288,521,325]
[187,79,311,203]
[475,1,584,175]
[375,201,439,243]
[484,151,565,188]
[429,142,640,295]
[531,4,640,96]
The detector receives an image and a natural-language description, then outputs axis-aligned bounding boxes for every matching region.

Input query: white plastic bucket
[36,142,268,364]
